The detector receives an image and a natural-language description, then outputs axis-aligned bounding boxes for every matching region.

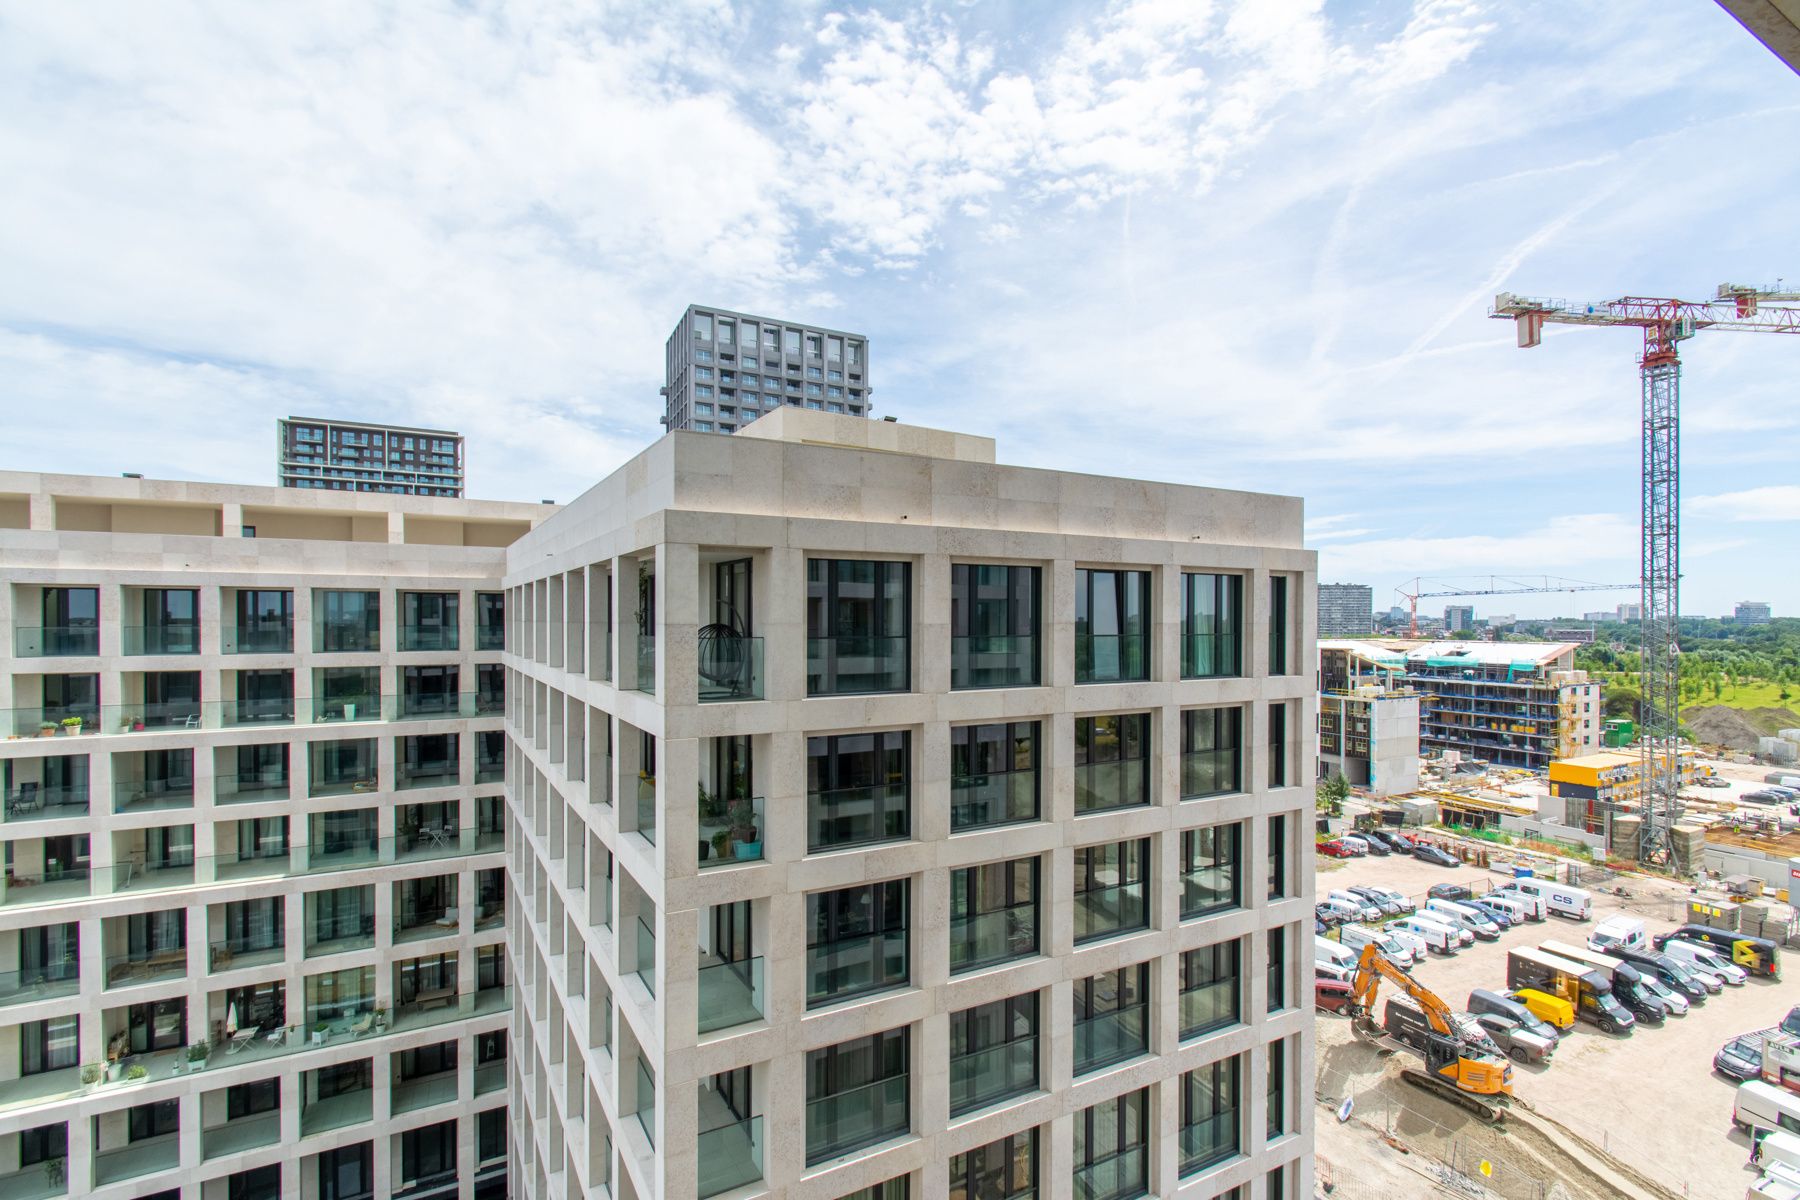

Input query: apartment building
[1442,606,1473,633]
[1548,749,1699,836]
[1314,585,1372,637]
[660,306,870,434]
[1320,639,1601,772]
[0,472,548,1200]
[277,417,466,498]
[503,410,1315,1200]
[1316,690,1420,799]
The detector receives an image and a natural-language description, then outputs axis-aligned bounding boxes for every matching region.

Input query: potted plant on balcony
[38,722,55,738]
[80,1063,102,1089]
[374,1006,389,1031]
[728,800,761,859]
[59,716,82,736]
[186,1040,210,1072]
[43,1158,64,1190]
[313,1021,331,1045]
[124,1063,149,1083]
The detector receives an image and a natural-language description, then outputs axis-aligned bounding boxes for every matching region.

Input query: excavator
[1348,942,1515,1121]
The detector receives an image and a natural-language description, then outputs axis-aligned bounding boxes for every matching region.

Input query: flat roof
[282,415,462,438]
[1321,638,1580,667]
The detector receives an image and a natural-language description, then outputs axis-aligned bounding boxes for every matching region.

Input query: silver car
[1469,1012,1556,1064]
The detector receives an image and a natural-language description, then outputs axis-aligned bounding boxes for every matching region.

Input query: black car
[1370,830,1413,853]
[1413,844,1458,867]
[1347,833,1391,857]
[1742,790,1784,805]
[1715,1035,1763,1081]
[1315,903,1344,928]
[1428,883,1472,902]
[1782,1006,1800,1038]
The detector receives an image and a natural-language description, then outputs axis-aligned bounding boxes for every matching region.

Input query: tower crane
[1347,943,1513,1120]
[1491,285,1800,865]
[1395,576,1636,638]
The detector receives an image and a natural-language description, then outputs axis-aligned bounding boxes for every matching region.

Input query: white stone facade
[503,411,1316,1200]
[0,471,548,1200]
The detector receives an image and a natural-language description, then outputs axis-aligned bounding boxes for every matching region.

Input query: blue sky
[2,0,1796,618]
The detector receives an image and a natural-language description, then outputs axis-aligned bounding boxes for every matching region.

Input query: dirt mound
[1685,705,1786,750]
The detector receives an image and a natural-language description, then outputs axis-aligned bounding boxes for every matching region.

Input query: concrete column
[27,493,52,531]
[221,502,244,537]
[387,511,405,544]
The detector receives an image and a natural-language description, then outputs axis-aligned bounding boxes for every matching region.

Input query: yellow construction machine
[1348,943,1514,1120]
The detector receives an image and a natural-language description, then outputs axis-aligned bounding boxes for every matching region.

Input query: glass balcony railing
[948,906,1038,973]
[1179,866,1239,921]
[950,634,1039,690]
[1074,1146,1148,1200]
[635,917,656,996]
[476,754,504,785]
[698,796,762,867]
[635,635,656,695]
[215,770,290,804]
[2,783,89,822]
[949,773,1037,831]
[1179,982,1239,1040]
[314,619,380,653]
[697,956,764,1034]
[1074,763,1149,814]
[698,636,764,702]
[209,934,286,972]
[806,635,908,695]
[121,625,200,655]
[1074,1006,1148,1075]
[396,759,460,791]
[7,693,501,739]
[698,1115,763,1199]
[807,783,909,852]
[399,627,459,653]
[1073,883,1148,945]
[219,698,297,727]
[0,962,80,1008]
[636,778,656,846]
[1180,751,1241,800]
[95,1130,180,1186]
[398,692,505,719]
[1075,633,1148,684]
[806,929,908,1007]
[0,1160,67,1199]
[105,945,190,988]
[1178,1114,1240,1176]
[949,1036,1038,1116]
[0,863,93,907]
[202,1108,281,1160]
[222,623,294,655]
[392,1067,459,1114]
[476,626,505,651]
[634,1060,656,1148]
[806,1074,909,1166]
[12,626,99,657]
[1179,634,1241,680]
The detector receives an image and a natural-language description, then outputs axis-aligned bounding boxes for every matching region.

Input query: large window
[1267,927,1287,1014]
[1180,823,1242,919]
[317,1142,372,1200]
[950,1128,1038,1200]
[1179,941,1242,1039]
[1268,702,1289,789]
[1268,1037,1289,1141]
[807,732,910,851]
[32,587,98,656]
[476,592,505,650]
[402,592,460,652]
[314,590,379,653]
[1075,1088,1149,1200]
[949,858,1039,973]
[1181,707,1242,798]
[807,559,910,695]
[950,721,1039,831]
[1180,1057,1242,1175]
[949,994,1038,1116]
[135,588,199,655]
[1075,569,1150,684]
[807,881,909,1008]
[1181,573,1242,678]
[950,564,1040,689]
[805,1029,910,1166]
[1268,575,1291,675]
[1073,840,1149,945]
[232,590,293,654]
[20,1015,78,1074]
[1074,963,1149,1075]
[1267,814,1288,899]
[401,1119,458,1189]
[1075,713,1150,813]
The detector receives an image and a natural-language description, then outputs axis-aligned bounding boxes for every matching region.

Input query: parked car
[1315,977,1355,1015]
[1633,971,1688,1016]
[1317,839,1357,859]
[1428,883,1473,902]
[1467,1012,1556,1064]
[1315,903,1345,928]
[1717,1034,1766,1082]
[1345,832,1391,856]
[1315,918,1328,937]
[1781,1006,1800,1039]
[1466,898,1517,929]
[1743,790,1786,805]
[1413,843,1459,867]
[1372,830,1416,852]
[1697,775,1731,788]
[1361,885,1416,915]
[1349,886,1408,916]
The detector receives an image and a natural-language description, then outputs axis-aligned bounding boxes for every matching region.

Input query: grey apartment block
[1315,584,1372,637]
[502,410,1315,1200]
[277,416,466,498]
[661,306,871,434]
[0,471,548,1199]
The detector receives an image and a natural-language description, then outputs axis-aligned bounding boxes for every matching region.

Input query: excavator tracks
[1400,1067,1508,1123]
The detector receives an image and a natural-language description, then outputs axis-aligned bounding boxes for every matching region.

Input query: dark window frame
[1075,712,1151,813]
[1180,823,1244,919]
[1180,707,1243,799]
[949,721,1040,831]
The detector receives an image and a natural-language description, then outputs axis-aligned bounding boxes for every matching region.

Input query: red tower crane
[1491,285,1800,864]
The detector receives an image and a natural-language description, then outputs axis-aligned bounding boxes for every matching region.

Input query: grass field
[1679,679,1796,712]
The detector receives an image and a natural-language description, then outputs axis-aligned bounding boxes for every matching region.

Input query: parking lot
[1317,847,1797,1200]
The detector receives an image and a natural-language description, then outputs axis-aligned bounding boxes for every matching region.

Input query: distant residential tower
[1317,583,1374,636]
[277,416,464,497]
[1736,601,1773,624]
[660,305,870,433]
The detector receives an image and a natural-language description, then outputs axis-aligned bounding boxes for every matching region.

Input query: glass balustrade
[950,634,1039,690]
[121,625,200,655]
[698,636,764,702]
[697,1114,763,1198]
[12,626,99,657]
[949,1037,1037,1115]
[697,957,764,1034]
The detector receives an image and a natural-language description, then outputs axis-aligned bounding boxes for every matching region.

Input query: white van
[1315,936,1356,971]
[1382,923,1432,960]
[1589,915,1648,954]
[1751,1160,1800,1200]
[1338,924,1416,969]
[1756,1130,1800,1173]
[1425,898,1501,941]
[1488,884,1547,921]
[1328,890,1384,923]
[1320,897,1365,924]
[1390,915,1464,954]
[1737,1081,1800,1138]
[1504,877,1593,920]
[1663,938,1749,986]
[1476,893,1529,925]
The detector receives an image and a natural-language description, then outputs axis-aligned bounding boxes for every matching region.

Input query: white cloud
[1691,486,1800,522]
[1317,513,1639,578]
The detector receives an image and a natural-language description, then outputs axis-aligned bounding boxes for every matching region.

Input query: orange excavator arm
[1350,943,1460,1036]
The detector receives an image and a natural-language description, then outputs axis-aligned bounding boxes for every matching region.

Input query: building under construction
[1320,639,1601,772]
[1548,748,1699,836]
[1318,686,1421,797]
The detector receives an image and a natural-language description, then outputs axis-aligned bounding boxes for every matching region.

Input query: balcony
[0,862,92,908]
[477,625,505,651]
[399,692,504,720]
[806,930,907,1007]
[634,917,656,996]
[209,932,286,973]
[636,777,656,846]
[949,772,1036,831]
[3,770,88,823]
[122,625,200,655]
[697,956,764,1034]
[12,627,98,657]
[698,636,763,702]
[950,1037,1037,1116]
[400,626,459,653]
[806,635,908,695]
[1178,1115,1239,1176]
[0,963,79,1009]
[215,765,290,804]
[1074,1006,1148,1075]
[314,618,379,654]
[1073,882,1147,945]
[807,783,909,852]
[219,697,296,727]
[806,1074,908,1166]
[948,905,1037,974]
[105,945,189,988]
[94,1131,180,1187]
[698,796,762,868]
[392,1066,459,1114]
[0,1160,68,1199]
[950,634,1039,690]
[697,1114,763,1199]
[635,635,656,695]
[634,1061,656,1148]
[1074,1146,1147,1200]
[301,1085,372,1137]
[222,622,293,655]
[203,1108,281,1159]
[7,709,99,739]
[1179,980,1239,1040]
[1075,633,1148,684]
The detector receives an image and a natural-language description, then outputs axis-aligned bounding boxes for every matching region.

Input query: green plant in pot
[43,1158,64,1188]
[79,1063,102,1087]
[186,1041,210,1068]
[728,800,761,859]
[711,829,731,860]
[124,1064,148,1081]
[59,716,82,734]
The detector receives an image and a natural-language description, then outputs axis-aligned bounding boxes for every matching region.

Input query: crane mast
[1492,285,1800,866]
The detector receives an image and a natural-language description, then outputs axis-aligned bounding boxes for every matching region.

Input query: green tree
[1316,773,1350,816]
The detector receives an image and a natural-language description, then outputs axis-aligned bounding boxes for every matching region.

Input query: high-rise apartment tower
[504,410,1315,1200]
[1315,584,1373,637]
[277,417,465,498]
[660,306,870,434]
